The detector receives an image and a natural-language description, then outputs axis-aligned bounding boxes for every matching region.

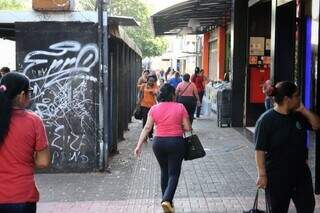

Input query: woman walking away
[255,81,320,213]
[176,73,200,124]
[191,68,206,118]
[140,74,159,140]
[0,72,50,213]
[134,83,192,213]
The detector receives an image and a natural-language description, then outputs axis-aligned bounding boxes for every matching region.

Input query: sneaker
[161,201,175,213]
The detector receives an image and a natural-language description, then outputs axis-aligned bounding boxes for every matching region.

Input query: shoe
[161,201,175,213]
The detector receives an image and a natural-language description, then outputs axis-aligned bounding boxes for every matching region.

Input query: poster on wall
[249,56,258,65]
[249,37,265,56]
[265,39,271,50]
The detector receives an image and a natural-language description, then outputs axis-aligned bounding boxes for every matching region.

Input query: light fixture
[187,18,200,31]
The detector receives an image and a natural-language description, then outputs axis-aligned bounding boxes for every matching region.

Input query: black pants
[266,166,315,213]
[141,106,153,138]
[196,91,204,118]
[152,137,185,203]
[0,203,36,213]
[177,96,196,124]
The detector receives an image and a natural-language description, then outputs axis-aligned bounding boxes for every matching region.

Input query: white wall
[0,39,16,70]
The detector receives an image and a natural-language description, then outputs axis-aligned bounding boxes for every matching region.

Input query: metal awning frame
[151,0,232,36]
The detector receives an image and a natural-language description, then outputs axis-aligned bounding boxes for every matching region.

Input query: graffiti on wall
[23,40,99,168]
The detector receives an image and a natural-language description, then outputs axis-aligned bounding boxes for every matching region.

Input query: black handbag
[134,106,143,120]
[243,189,271,213]
[134,86,144,120]
[184,133,206,161]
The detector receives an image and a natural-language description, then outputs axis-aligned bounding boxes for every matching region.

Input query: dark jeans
[265,96,273,110]
[141,106,153,138]
[266,165,315,213]
[0,203,36,213]
[196,91,204,118]
[152,137,185,203]
[177,96,196,124]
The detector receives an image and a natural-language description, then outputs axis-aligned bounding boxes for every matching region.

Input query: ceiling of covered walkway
[151,0,232,36]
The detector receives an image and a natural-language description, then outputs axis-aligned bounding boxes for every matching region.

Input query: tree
[0,0,25,10]
[80,0,167,58]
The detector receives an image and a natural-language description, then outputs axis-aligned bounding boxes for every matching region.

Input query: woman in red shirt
[0,72,50,213]
[191,68,206,118]
[134,83,192,213]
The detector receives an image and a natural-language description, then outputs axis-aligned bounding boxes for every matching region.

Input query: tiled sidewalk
[36,117,320,212]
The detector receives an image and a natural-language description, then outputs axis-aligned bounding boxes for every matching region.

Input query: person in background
[134,83,192,213]
[0,72,50,213]
[191,67,206,118]
[0,67,10,78]
[255,81,320,213]
[140,75,159,140]
[137,70,150,89]
[159,79,165,88]
[165,67,172,81]
[262,80,273,110]
[168,72,182,89]
[176,73,200,124]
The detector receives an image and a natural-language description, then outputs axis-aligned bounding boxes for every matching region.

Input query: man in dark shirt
[255,81,320,213]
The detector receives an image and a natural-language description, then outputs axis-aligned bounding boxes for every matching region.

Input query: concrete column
[218,27,226,80]
[231,0,248,127]
[202,32,210,77]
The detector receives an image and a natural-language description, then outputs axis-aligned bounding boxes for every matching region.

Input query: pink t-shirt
[149,102,188,137]
[0,109,48,203]
[176,82,198,97]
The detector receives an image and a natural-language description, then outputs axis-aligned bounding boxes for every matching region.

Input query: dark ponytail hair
[270,81,298,104]
[157,83,175,102]
[0,72,30,143]
[195,67,200,75]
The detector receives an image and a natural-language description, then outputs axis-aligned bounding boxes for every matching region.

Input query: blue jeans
[0,203,36,213]
[265,96,273,110]
[152,137,185,203]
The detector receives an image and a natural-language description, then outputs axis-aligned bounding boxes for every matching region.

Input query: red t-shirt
[192,75,205,92]
[0,109,48,203]
[149,102,188,137]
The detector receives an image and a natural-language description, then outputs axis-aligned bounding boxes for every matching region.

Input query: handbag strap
[179,83,191,96]
[265,190,272,213]
[253,188,260,209]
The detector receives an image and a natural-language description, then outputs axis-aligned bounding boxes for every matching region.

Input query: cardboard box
[32,0,75,11]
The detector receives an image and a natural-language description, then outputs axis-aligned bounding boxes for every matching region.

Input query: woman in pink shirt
[0,72,50,213]
[134,83,192,213]
[176,73,200,124]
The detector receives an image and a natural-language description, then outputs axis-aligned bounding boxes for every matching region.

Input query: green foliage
[0,0,24,10]
[80,0,167,58]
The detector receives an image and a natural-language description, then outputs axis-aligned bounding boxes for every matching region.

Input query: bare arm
[175,88,180,97]
[255,150,267,188]
[34,148,50,168]
[297,103,320,130]
[134,115,154,158]
[193,86,200,102]
[182,117,192,132]
[255,150,266,176]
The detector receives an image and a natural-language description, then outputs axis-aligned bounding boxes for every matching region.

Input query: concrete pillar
[231,0,248,127]
[218,27,226,80]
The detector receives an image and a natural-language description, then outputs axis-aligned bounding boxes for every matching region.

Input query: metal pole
[97,0,108,171]
[195,35,198,67]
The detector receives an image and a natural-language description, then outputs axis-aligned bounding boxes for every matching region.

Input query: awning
[151,0,232,36]
[0,11,139,40]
